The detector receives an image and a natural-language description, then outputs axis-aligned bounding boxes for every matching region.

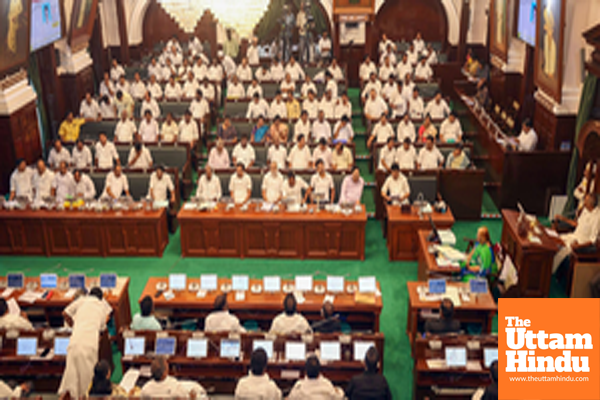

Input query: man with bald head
[262,161,284,203]
[102,165,130,199]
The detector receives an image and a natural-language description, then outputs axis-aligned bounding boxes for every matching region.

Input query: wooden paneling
[59,65,95,117]
[533,98,577,151]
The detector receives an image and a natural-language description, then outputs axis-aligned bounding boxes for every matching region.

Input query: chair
[566,240,600,296]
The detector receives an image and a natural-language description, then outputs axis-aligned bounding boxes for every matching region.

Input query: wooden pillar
[115,0,130,64]
[35,46,65,137]
[457,0,470,63]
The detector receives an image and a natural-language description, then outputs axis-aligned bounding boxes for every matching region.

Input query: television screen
[517,0,537,46]
[30,0,63,52]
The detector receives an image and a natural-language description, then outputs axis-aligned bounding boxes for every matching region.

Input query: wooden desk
[406,282,497,348]
[386,206,455,261]
[178,204,367,260]
[119,331,384,394]
[417,230,462,281]
[141,277,383,332]
[501,209,560,297]
[413,335,497,400]
[0,277,132,333]
[0,208,169,257]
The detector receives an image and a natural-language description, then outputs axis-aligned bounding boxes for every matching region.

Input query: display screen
[445,346,467,368]
[232,275,249,291]
[327,276,345,292]
[54,337,70,356]
[484,347,499,368]
[320,341,341,361]
[517,0,537,46]
[253,339,274,359]
[187,338,208,358]
[7,273,24,289]
[155,337,176,355]
[100,274,117,289]
[263,276,281,292]
[353,341,375,361]
[358,276,376,293]
[200,274,218,291]
[285,342,306,361]
[470,279,488,294]
[17,338,38,356]
[124,337,145,356]
[169,274,187,291]
[220,339,241,358]
[69,274,86,289]
[295,275,313,292]
[30,0,63,52]
[428,279,446,294]
[40,274,58,289]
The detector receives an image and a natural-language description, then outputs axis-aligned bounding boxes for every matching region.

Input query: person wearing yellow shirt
[58,112,86,142]
[286,96,301,120]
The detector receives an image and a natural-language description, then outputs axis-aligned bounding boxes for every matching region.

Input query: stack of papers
[426,359,446,369]
[436,256,460,268]
[119,369,140,393]
[183,202,197,210]
[438,230,457,246]
[18,291,43,304]
[434,245,467,262]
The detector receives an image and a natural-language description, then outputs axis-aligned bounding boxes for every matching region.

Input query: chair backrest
[224,101,250,119]
[114,145,189,170]
[407,174,437,203]
[80,121,118,142]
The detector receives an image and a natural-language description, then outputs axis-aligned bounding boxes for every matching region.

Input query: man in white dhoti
[58,287,112,399]
[269,293,312,335]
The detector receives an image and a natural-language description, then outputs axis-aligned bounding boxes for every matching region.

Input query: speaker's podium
[332,0,375,87]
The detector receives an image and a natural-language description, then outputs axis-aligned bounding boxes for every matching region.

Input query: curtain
[563,73,598,214]
[255,0,328,43]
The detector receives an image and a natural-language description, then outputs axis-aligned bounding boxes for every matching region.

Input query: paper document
[438,230,456,246]
[7,298,21,315]
[64,289,77,299]
[119,368,140,393]
[545,228,559,238]
[435,245,467,262]
[426,359,446,369]
[183,202,197,210]
[18,291,43,304]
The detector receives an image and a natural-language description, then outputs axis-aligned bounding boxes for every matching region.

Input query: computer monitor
[327,276,345,293]
[54,337,70,356]
[40,273,58,289]
[253,339,274,359]
[232,275,249,291]
[358,276,376,293]
[7,273,24,289]
[470,279,488,294]
[445,346,467,368]
[187,338,208,358]
[68,274,86,290]
[484,348,498,368]
[100,273,117,289]
[124,337,145,357]
[200,274,218,291]
[155,337,177,356]
[320,341,341,361]
[295,275,313,291]
[220,339,241,358]
[353,341,375,361]
[428,279,446,294]
[16,337,37,356]
[263,276,281,292]
[169,274,187,291]
[285,342,306,361]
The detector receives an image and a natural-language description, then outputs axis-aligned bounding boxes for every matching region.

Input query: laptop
[220,339,241,359]
[68,274,86,290]
[155,337,177,356]
[353,341,375,361]
[7,273,24,289]
[54,337,70,356]
[326,276,345,293]
[285,342,306,361]
[200,274,218,291]
[40,273,58,289]
[263,276,281,292]
[100,273,117,289]
[16,337,38,356]
[168,274,187,291]
[124,337,145,357]
[483,348,498,368]
[232,275,249,291]
[445,346,467,368]
[320,341,341,361]
[253,339,274,359]
[186,338,208,358]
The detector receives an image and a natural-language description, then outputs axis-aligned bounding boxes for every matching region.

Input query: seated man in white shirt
[334,92,352,120]
[319,90,336,119]
[141,91,161,120]
[381,163,411,204]
[229,163,252,204]
[73,169,96,199]
[294,111,311,142]
[270,58,285,81]
[360,54,378,83]
[72,139,92,169]
[256,64,272,82]
[425,92,451,120]
[196,165,222,201]
[318,32,332,62]
[164,76,182,101]
[301,75,317,99]
[312,138,333,169]
[267,135,287,169]
[247,78,263,99]
[130,73,147,100]
[115,76,131,97]
[397,138,418,169]
[378,137,397,173]
[128,142,153,169]
[0,298,33,330]
[285,56,305,82]
[312,111,332,143]
[148,165,175,203]
[182,72,200,100]
[418,136,444,170]
[114,110,136,142]
[288,355,344,400]
[396,53,413,82]
[208,139,231,170]
[552,194,600,273]
[409,87,425,120]
[362,73,382,101]
[288,135,312,169]
[378,56,394,81]
[234,348,282,399]
[269,91,288,120]
[51,161,75,202]
[414,31,426,54]
[189,90,210,126]
[302,90,319,119]
[246,93,270,120]
[381,74,399,103]
[510,118,538,152]
[79,93,101,121]
[178,110,199,144]
[282,171,311,204]
[141,356,207,398]
[232,134,256,168]
[32,159,55,202]
[310,159,335,203]
[204,294,245,332]
[99,72,115,98]
[247,37,260,66]
[262,161,284,203]
[397,113,416,143]
[95,132,120,169]
[48,139,72,169]
[269,293,312,334]
[227,75,246,99]
[110,59,125,82]
[333,115,354,143]
[147,74,163,100]
[102,165,130,199]
[328,58,344,81]
[414,56,433,81]
[236,58,253,82]
[439,111,463,143]
[139,110,160,142]
[9,159,33,201]
[364,89,388,123]
[280,73,296,99]
[367,114,394,148]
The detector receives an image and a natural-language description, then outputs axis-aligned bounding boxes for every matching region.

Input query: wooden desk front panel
[179,208,366,260]
[0,210,168,257]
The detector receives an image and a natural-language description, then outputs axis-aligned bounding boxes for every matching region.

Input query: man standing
[339,166,364,205]
[58,288,112,399]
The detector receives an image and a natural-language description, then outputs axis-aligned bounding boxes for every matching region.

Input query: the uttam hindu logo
[499,299,600,400]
